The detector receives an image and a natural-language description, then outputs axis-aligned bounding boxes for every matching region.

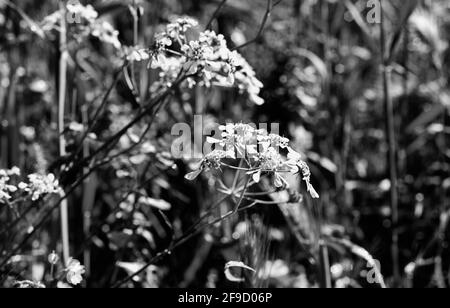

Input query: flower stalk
[379,0,400,286]
[58,0,70,266]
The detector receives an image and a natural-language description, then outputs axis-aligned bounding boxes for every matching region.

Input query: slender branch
[78,75,188,167]
[0,202,35,237]
[2,0,46,39]
[173,194,231,247]
[112,175,252,288]
[232,0,274,50]
[205,0,228,30]
[72,67,124,159]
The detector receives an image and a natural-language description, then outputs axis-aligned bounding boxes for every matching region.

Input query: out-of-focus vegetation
[0,0,449,288]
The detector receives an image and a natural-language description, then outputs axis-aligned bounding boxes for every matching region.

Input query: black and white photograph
[0,0,449,293]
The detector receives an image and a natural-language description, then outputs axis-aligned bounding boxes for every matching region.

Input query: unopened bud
[48,251,59,265]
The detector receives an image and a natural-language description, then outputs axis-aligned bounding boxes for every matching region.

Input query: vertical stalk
[58,0,70,265]
[130,0,139,98]
[132,0,139,52]
[139,1,149,103]
[379,0,400,286]
[81,104,91,275]
[318,0,332,289]
[319,241,332,288]
[5,70,20,168]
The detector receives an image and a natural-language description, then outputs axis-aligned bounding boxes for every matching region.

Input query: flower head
[66,258,85,286]
[24,173,61,201]
[91,20,121,49]
[185,124,319,198]
[129,17,264,104]
[0,167,21,203]
[42,3,121,49]
[166,16,198,39]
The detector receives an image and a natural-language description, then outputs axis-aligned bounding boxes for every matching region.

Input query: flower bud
[48,251,59,265]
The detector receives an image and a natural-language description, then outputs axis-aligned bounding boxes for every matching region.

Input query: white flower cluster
[42,2,121,49]
[186,124,319,199]
[129,17,264,105]
[66,2,98,22]
[22,173,62,201]
[0,168,61,203]
[65,257,85,286]
[0,167,21,202]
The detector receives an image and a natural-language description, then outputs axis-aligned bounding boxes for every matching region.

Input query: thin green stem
[58,0,70,266]
[380,0,400,286]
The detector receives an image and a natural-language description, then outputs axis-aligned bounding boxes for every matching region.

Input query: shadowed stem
[380,0,400,286]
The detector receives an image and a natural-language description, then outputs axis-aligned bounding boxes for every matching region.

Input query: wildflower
[0,167,22,203]
[91,21,122,49]
[42,3,121,49]
[125,46,151,63]
[155,32,173,48]
[182,40,215,76]
[286,150,319,198]
[200,30,227,52]
[166,16,198,39]
[185,124,319,199]
[65,258,86,286]
[231,53,265,105]
[0,183,12,203]
[66,3,98,23]
[25,173,61,201]
[150,56,186,92]
[204,150,235,168]
[297,161,320,199]
[130,17,264,104]
[8,167,21,176]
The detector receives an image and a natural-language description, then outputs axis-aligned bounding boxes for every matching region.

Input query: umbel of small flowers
[42,2,121,49]
[185,124,320,199]
[127,16,264,105]
[0,167,61,204]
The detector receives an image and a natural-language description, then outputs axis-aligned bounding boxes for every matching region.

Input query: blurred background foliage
[0,0,449,288]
